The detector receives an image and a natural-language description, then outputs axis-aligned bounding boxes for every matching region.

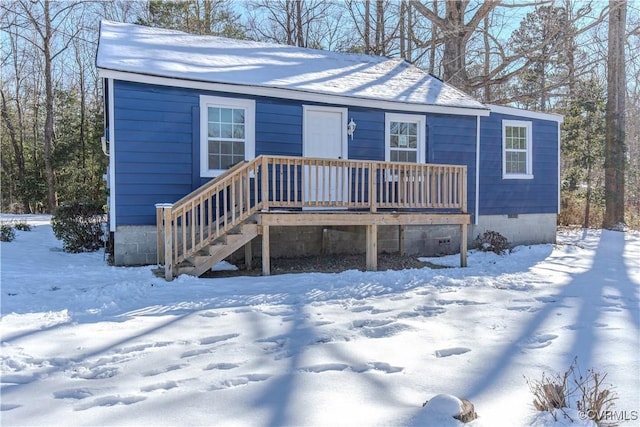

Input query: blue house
[96,21,562,278]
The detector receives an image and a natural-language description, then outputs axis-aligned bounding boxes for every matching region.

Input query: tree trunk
[483,15,491,101]
[400,0,406,59]
[364,0,370,54]
[406,1,413,62]
[428,0,438,75]
[43,0,57,211]
[375,0,384,55]
[296,0,304,47]
[603,0,626,229]
[285,0,293,45]
[442,1,468,90]
[584,163,592,228]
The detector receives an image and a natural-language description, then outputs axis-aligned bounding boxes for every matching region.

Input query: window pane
[399,122,407,135]
[208,123,219,138]
[221,123,233,138]
[233,109,245,124]
[208,107,220,122]
[398,135,409,147]
[220,108,232,123]
[408,135,417,148]
[209,154,220,170]
[220,140,232,154]
[233,124,245,139]
[407,123,417,136]
[232,141,245,156]
[390,150,398,162]
[208,140,220,154]
[506,151,526,174]
[390,135,398,148]
[407,151,417,162]
[390,121,399,135]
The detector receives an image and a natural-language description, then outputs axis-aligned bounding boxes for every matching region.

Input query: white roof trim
[98,68,490,117]
[489,104,564,123]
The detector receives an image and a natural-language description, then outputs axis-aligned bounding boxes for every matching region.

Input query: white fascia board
[475,115,480,224]
[557,121,561,214]
[108,78,116,232]
[489,104,564,123]
[98,68,490,117]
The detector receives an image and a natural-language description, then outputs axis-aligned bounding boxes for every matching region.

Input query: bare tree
[4,0,85,211]
[246,0,333,48]
[412,0,495,91]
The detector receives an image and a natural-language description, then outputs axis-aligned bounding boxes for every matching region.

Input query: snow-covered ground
[1,215,638,426]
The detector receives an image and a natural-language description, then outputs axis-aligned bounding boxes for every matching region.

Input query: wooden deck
[156,155,470,280]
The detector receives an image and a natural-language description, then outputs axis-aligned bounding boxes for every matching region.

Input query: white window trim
[384,112,426,163]
[502,119,533,180]
[199,95,255,178]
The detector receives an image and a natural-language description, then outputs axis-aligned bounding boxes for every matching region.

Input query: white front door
[303,106,348,205]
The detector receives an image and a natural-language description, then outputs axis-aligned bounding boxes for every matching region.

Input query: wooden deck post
[261,157,269,211]
[460,223,468,267]
[155,203,174,281]
[460,166,468,268]
[369,162,377,213]
[244,241,253,270]
[155,205,165,266]
[262,225,270,275]
[366,224,378,271]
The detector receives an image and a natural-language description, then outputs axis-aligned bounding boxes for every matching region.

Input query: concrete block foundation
[112,213,557,266]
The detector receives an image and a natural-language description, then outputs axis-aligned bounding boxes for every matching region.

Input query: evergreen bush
[0,224,16,242]
[13,222,32,231]
[51,201,105,253]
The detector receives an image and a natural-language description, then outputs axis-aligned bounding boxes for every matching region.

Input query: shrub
[13,222,32,231]
[0,224,16,242]
[525,357,617,424]
[51,201,105,253]
[475,230,510,255]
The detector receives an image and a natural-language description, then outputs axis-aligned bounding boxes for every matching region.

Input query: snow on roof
[96,21,487,111]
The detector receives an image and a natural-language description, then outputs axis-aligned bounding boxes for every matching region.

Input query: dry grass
[525,357,618,425]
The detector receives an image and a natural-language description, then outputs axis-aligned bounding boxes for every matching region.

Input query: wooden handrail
[157,155,467,279]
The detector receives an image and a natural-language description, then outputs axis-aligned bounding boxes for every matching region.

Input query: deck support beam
[261,225,270,276]
[460,223,468,267]
[244,241,253,270]
[366,224,377,271]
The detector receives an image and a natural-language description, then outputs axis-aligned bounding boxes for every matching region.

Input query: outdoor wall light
[347,118,357,140]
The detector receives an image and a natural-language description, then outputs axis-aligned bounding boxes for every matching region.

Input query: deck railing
[157,155,467,279]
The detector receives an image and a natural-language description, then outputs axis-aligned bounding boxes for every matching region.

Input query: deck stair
[156,155,470,280]
[175,222,258,277]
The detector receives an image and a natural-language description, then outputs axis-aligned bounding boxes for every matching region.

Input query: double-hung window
[502,120,533,179]
[200,96,255,177]
[385,113,426,163]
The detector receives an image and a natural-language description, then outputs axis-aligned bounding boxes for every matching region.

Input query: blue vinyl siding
[428,114,477,217]
[114,81,196,225]
[479,112,558,215]
[347,108,385,161]
[112,80,559,230]
[255,100,302,157]
[114,81,307,225]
